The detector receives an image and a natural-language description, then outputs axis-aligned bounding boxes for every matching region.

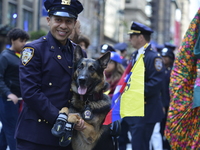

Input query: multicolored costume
[165,8,200,149]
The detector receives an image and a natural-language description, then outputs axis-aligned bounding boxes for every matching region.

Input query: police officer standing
[15,0,85,150]
[123,22,165,150]
[160,46,175,150]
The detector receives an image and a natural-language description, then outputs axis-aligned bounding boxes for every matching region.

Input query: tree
[30,30,47,40]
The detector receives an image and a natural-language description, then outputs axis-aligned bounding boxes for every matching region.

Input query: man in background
[123,22,165,150]
[0,28,29,150]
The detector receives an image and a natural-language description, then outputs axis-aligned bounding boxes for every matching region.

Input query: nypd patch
[154,58,163,71]
[21,47,34,66]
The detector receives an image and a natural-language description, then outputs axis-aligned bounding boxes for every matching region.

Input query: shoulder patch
[21,47,34,66]
[154,58,163,71]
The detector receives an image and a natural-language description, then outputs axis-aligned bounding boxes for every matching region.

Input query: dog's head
[72,45,110,95]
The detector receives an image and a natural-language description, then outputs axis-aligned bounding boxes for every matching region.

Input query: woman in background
[105,51,124,99]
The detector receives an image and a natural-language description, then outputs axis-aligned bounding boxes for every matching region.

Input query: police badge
[21,47,34,66]
[154,58,163,71]
[82,105,93,120]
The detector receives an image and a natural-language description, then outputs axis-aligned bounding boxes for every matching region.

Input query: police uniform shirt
[135,43,150,60]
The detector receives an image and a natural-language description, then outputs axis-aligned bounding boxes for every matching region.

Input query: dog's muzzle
[77,76,88,95]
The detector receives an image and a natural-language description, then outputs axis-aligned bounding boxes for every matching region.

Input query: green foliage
[30,30,47,40]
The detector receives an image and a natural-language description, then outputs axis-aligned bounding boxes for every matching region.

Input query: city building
[0,0,40,51]
[0,0,193,54]
[149,0,190,47]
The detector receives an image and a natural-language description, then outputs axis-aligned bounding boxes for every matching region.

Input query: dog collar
[80,92,104,101]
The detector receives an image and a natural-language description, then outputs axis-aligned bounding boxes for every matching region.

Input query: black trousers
[118,119,130,150]
[129,123,156,150]
[0,96,19,150]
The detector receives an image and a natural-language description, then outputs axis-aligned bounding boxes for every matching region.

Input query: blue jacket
[0,49,21,97]
[15,32,84,147]
[124,44,165,124]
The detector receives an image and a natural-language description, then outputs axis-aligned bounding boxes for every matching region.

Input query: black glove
[51,113,68,137]
[59,122,74,147]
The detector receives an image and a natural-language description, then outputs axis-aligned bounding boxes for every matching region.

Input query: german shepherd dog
[60,46,114,150]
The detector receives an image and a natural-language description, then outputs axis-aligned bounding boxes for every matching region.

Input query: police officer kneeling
[15,0,86,150]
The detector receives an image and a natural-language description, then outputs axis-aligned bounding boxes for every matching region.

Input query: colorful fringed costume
[165,8,200,149]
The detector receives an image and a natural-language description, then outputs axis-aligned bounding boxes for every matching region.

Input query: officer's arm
[19,45,59,124]
[144,56,165,98]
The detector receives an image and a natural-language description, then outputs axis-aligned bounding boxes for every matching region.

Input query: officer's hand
[74,118,86,131]
[7,93,18,104]
[67,113,86,131]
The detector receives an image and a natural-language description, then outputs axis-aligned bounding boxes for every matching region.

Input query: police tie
[62,45,68,58]
[62,45,73,68]
[132,51,138,66]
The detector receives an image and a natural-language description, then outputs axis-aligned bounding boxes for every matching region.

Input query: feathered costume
[165,8,200,149]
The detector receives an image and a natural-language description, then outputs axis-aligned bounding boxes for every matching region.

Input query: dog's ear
[73,45,84,63]
[98,52,110,69]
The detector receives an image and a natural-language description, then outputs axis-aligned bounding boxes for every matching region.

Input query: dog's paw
[59,107,69,115]
[68,113,81,124]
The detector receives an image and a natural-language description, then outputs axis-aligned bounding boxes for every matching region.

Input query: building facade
[149,0,190,47]
[0,0,192,54]
[0,0,40,51]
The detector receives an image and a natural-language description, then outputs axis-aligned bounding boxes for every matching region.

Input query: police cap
[155,44,164,53]
[114,42,128,51]
[164,42,176,51]
[160,47,175,60]
[128,22,153,35]
[44,0,83,19]
[100,44,115,54]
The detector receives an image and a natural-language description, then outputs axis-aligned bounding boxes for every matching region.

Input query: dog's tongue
[78,86,87,95]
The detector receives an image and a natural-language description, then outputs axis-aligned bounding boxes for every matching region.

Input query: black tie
[132,51,138,66]
[62,45,73,67]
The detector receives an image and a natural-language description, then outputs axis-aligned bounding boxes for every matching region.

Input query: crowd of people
[0,0,200,150]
